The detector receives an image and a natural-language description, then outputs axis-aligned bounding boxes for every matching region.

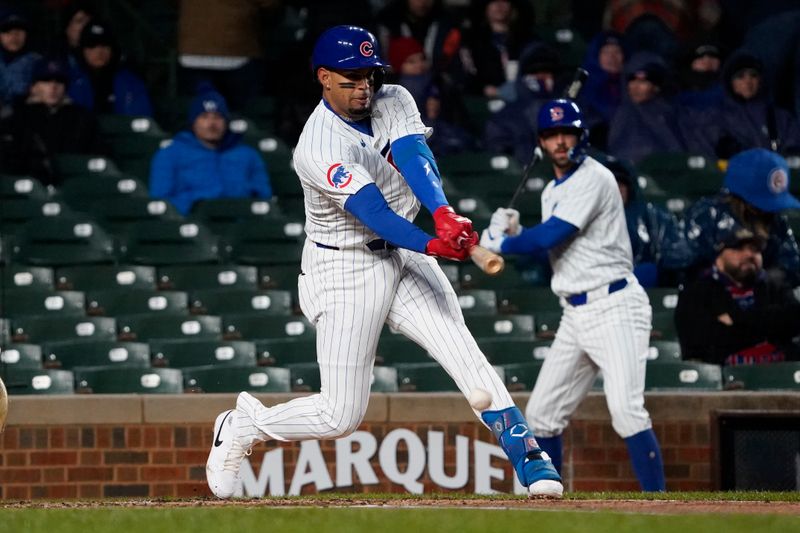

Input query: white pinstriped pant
[238,240,513,442]
[525,281,653,439]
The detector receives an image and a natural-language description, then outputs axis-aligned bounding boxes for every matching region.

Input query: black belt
[314,239,396,252]
[566,278,628,306]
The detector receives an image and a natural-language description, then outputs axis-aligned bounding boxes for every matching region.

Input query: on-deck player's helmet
[536,98,589,163]
[311,25,387,73]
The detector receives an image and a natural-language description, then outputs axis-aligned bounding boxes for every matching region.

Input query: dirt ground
[1,497,799,515]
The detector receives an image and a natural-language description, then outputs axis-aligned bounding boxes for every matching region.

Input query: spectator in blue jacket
[0,9,40,109]
[578,31,626,150]
[67,21,153,116]
[684,148,800,287]
[149,86,272,215]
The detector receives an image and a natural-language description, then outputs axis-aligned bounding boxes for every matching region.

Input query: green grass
[1,506,798,533]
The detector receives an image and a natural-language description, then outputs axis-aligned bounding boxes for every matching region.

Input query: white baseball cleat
[528,479,564,499]
[206,409,252,499]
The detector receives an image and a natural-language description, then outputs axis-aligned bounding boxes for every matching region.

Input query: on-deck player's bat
[507,67,589,210]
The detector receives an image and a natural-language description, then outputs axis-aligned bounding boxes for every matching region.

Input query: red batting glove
[433,205,473,249]
[426,232,478,261]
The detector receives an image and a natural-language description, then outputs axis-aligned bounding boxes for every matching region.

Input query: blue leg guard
[536,435,563,474]
[624,429,666,492]
[482,407,562,488]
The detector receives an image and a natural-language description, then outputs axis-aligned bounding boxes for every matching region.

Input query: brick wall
[1,393,797,498]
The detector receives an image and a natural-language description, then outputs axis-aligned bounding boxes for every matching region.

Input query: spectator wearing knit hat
[0,56,99,185]
[0,8,41,109]
[149,85,271,215]
[67,21,153,116]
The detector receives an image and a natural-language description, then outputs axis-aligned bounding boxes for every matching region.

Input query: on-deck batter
[206,25,562,499]
[480,99,666,491]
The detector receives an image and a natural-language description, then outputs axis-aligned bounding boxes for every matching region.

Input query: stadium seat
[286,362,320,392]
[189,289,292,316]
[644,361,722,391]
[497,287,561,314]
[1,343,43,371]
[637,153,722,198]
[0,318,8,344]
[222,315,314,341]
[116,313,222,342]
[538,25,587,69]
[501,361,544,392]
[456,289,498,316]
[651,310,678,340]
[0,175,49,200]
[223,220,305,265]
[10,316,117,344]
[534,310,561,339]
[191,198,284,233]
[59,175,150,212]
[460,261,551,290]
[646,288,680,312]
[87,197,182,233]
[371,366,398,392]
[721,362,800,391]
[444,193,495,220]
[118,220,221,265]
[97,114,168,137]
[53,153,122,178]
[462,95,501,133]
[11,216,117,266]
[253,338,316,366]
[1,289,85,318]
[41,340,151,369]
[375,335,431,365]
[85,289,189,316]
[0,198,75,235]
[258,264,302,289]
[1,265,54,290]
[437,151,523,179]
[478,339,552,364]
[647,340,682,363]
[74,367,183,394]
[157,264,258,290]
[2,368,74,395]
[395,362,504,392]
[438,264,460,288]
[182,365,290,393]
[149,339,257,368]
[465,314,535,340]
[56,265,157,291]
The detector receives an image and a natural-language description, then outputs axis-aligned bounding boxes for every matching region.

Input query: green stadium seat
[646,288,680,312]
[118,220,221,265]
[1,265,54,290]
[223,220,305,265]
[56,265,157,291]
[501,361,544,392]
[1,343,43,371]
[721,362,800,391]
[478,339,552,364]
[437,152,523,179]
[0,175,49,200]
[268,168,303,198]
[149,339,257,368]
[60,175,150,211]
[645,361,722,391]
[253,338,316,366]
[157,264,258,290]
[10,316,117,344]
[2,368,74,395]
[395,362,504,392]
[286,362,320,392]
[456,289,498,315]
[638,153,723,199]
[647,340,682,363]
[41,340,151,369]
[445,193,495,220]
[85,289,189,316]
[258,264,302,289]
[229,115,273,147]
[371,366,398,392]
[0,289,85,318]
[97,114,168,137]
[651,310,677,340]
[465,314,535,340]
[375,335,431,365]
[222,314,314,341]
[189,289,292,316]
[87,197,182,233]
[462,95,502,133]
[11,216,117,266]
[241,96,276,125]
[0,198,75,235]
[0,317,8,344]
[53,154,122,178]
[191,198,284,233]
[538,26,587,69]
[534,310,561,340]
[438,264,460,288]
[182,365,290,393]
[497,287,561,314]
[74,367,182,394]
[460,261,550,290]
[116,313,222,342]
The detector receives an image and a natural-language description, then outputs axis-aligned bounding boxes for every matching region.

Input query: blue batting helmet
[537,98,589,162]
[311,25,387,73]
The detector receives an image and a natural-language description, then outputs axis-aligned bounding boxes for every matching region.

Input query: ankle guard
[481,406,546,486]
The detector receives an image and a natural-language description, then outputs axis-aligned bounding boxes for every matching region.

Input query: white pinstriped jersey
[293,84,429,248]
[541,156,633,297]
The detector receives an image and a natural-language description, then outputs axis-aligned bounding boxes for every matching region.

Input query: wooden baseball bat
[469,244,504,275]
[0,377,8,434]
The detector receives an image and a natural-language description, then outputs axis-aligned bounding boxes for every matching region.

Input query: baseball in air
[468,388,493,411]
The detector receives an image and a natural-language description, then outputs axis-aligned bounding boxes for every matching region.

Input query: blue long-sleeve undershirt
[344,183,433,252]
[500,216,579,255]
[390,134,447,213]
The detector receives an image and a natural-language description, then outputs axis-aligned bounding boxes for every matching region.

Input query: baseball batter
[480,99,666,491]
[207,25,562,499]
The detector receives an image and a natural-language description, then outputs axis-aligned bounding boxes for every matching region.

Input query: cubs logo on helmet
[360,41,374,57]
[327,163,354,189]
[550,107,564,122]
[768,167,788,194]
